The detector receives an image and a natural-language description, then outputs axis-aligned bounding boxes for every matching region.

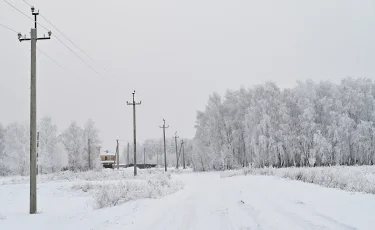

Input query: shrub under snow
[0,168,184,209]
[0,168,165,185]
[70,169,183,208]
[221,166,375,194]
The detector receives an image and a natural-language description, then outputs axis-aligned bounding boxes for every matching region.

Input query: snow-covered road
[132,172,374,230]
[1,172,374,230]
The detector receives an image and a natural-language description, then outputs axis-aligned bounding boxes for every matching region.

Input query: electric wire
[0,22,19,33]
[21,0,111,74]
[4,0,101,75]
[54,35,100,75]
[3,0,50,32]
[0,21,69,72]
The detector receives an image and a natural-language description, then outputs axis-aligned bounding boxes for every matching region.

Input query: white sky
[1,0,375,151]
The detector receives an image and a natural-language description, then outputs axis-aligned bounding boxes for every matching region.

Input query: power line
[39,13,114,75]
[3,0,50,32]
[6,0,102,76]
[54,35,100,75]
[0,22,19,33]
[19,0,112,75]
[36,46,69,73]
[4,0,33,20]
[0,21,68,72]
[40,14,104,67]
[21,0,32,7]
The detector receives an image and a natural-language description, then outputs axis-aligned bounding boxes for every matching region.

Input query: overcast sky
[1,0,375,151]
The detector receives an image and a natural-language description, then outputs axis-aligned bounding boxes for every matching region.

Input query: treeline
[193,78,375,171]
[0,117,101,176]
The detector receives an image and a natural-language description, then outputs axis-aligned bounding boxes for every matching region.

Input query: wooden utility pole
[127,91,141,176]
[116,140,119,169]
[127,142,130,166]
[18,6,51,214]
[88,139,91,170]
[156,147,159,166]
[173,132,179,169]
[144,148,146,169]
[181,140,186,169]
[159,119,169,172]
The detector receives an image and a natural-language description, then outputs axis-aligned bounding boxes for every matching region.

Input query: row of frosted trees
[193,78,375,171]
[0,117,101,176]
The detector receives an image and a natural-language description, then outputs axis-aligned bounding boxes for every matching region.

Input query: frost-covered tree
[61,121,86,171]
[38,117,67,174]
[193,78,375,170]
[83,119,101,170]
[3,122,29,175]
[0,119,101,175]
[0,123,8,175]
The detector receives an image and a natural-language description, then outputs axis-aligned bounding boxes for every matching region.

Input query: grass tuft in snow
[221,166,375,194]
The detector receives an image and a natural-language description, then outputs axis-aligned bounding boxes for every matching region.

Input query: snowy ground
[1,170,374,230]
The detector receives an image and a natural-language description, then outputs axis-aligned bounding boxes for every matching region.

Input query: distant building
[100,150,116,168]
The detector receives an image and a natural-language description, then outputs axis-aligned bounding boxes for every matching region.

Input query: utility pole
[36,132,39,175]
[127,142,130,166]
[144,148,146,169]
[159,119,169,172]
[116,140,119,169]
[156,148,159,166]
[127,91,141,176]
[181,139,186,169]
[18,6,51,215]
[88,139,91,170]
[173,132,179,169]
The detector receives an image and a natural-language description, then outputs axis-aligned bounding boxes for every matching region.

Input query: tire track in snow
[233,176,356,230]
[227,177,331,230]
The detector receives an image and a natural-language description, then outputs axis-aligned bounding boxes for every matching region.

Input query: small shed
[100,150,116,166]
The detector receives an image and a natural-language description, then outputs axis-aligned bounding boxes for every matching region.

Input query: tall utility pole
[127,91,141,176]
[18,6,51,215]
[88,139,91,170]
[156,148,159,166]
[173,132,179,169]
[116,140,119,169]
[127,142,130,166]
[159,119,169,172]
[144,148,146,169]
[36,132,39,175]
[181,140,186,169]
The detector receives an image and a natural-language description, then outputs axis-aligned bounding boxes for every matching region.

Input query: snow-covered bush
[221,166,375,194]
[70,171,183,208]
[0,168,170,185]
[71,182,95,192]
